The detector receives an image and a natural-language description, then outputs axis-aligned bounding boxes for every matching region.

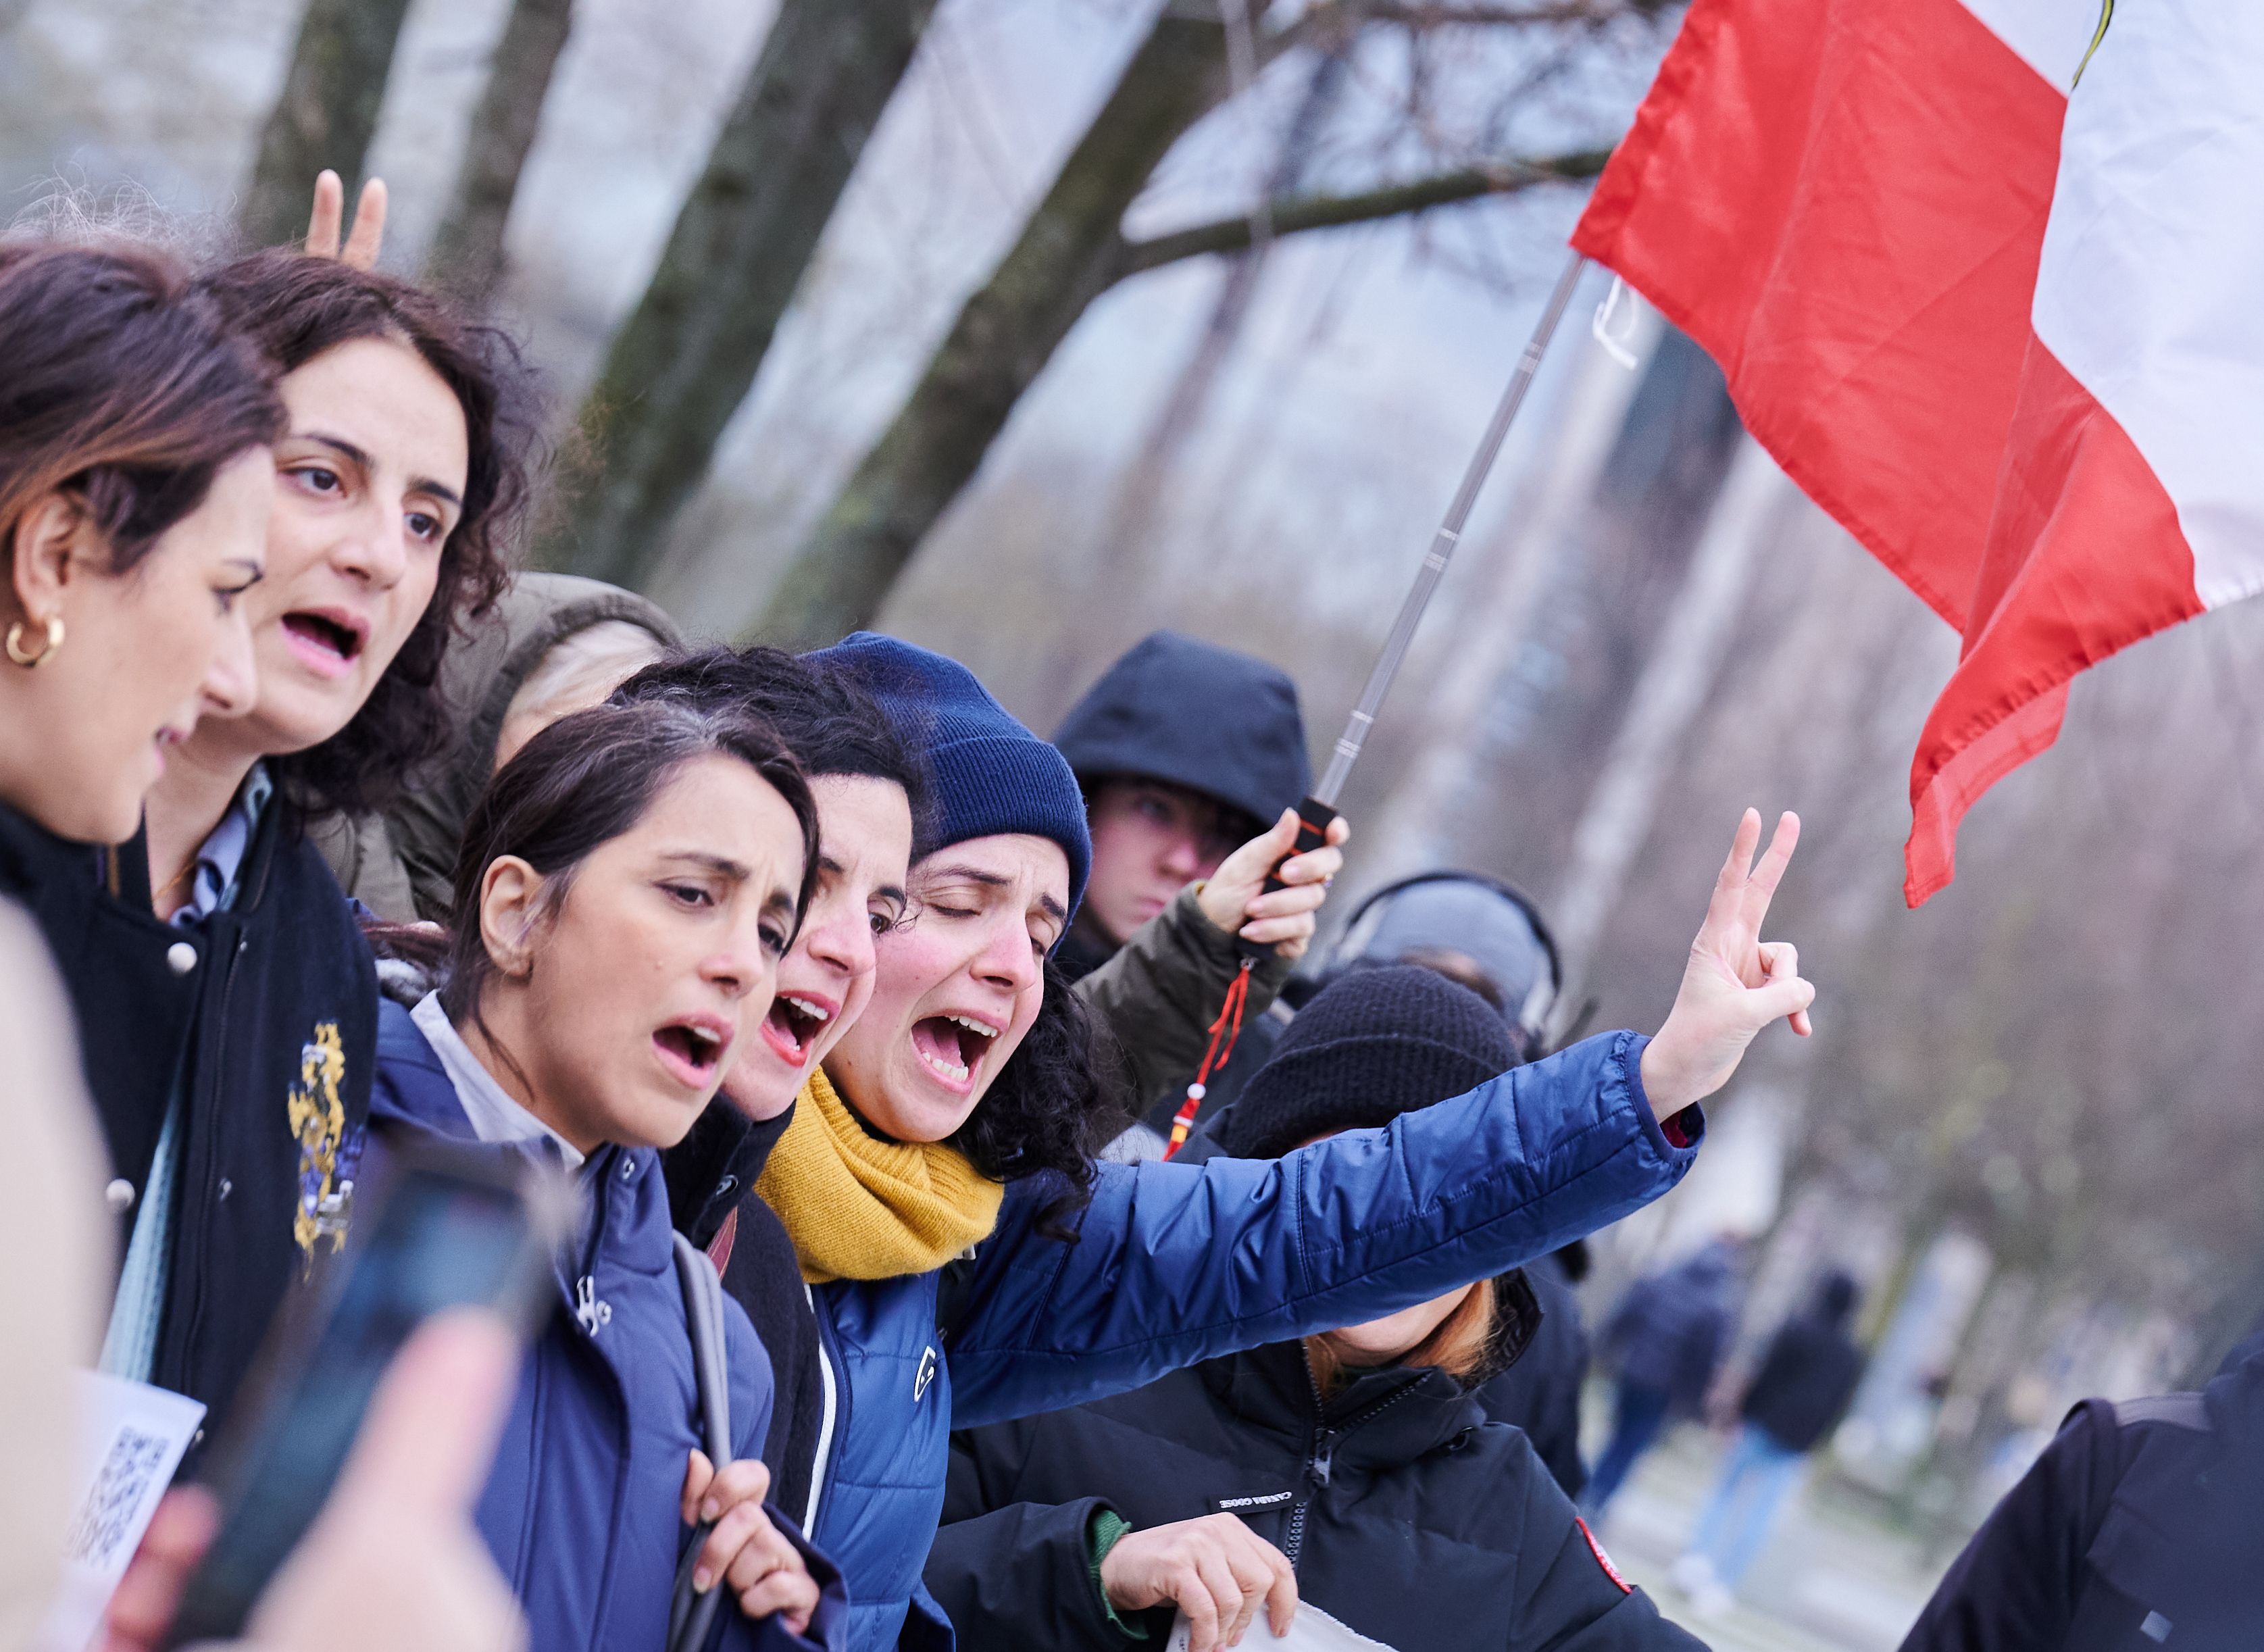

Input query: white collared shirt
[409,991,585,1170]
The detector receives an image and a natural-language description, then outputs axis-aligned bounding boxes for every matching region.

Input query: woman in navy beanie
[743,631,1816,1652]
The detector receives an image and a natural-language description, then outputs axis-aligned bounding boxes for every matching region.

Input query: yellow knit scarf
[755,1068,1004,1284]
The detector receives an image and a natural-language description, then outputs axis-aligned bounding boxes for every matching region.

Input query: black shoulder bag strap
[668,1231,732,1652]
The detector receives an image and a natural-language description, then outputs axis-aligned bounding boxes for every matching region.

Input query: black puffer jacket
[0,801,375,1443]
[928,1281,1701,1651]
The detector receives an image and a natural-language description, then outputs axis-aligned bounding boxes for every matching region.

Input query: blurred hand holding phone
[100,1139,572,1652]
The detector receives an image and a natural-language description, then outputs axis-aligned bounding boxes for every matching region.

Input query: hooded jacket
[1051,632,1310,986]
[1603,1242,1742,1411]
[0,800,375,1447]
[370,999,842,1652]
[761,1029,1698,1652]
[1738,1287,1863,1453]
[928,1278,1701,1651]
[316,573,680,922]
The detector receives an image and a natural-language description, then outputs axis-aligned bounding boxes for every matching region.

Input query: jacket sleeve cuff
[1178,884,1295,1001]
[1085,1505,1153,1641]
[1621,1034,1705,1157]
[750,1501,846,1647]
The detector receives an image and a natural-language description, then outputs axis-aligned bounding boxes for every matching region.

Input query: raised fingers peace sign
[1640,809,1815,1116]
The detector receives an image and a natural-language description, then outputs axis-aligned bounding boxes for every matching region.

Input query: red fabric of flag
[1571,0,2196,903]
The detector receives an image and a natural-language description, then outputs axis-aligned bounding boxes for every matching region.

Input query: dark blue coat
[1603,1241,1741,1412]
[798,1028,1696,1652]
[372,1000,842,1652]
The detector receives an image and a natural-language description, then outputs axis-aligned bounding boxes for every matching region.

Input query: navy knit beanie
[811,632,1091,920]
[1219,964,1519,1159]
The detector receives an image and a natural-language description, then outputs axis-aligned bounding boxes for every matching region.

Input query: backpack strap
[668,1232,732,1652]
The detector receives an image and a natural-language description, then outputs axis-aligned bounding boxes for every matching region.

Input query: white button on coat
[166,941,197,976]
[105,1178,135,1213]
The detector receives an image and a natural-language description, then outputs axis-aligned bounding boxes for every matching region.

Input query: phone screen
[163,1146,567,1646]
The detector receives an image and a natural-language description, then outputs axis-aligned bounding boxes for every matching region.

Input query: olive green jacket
[1072,885,1295,1133]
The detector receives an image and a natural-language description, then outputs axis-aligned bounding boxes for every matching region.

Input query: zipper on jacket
[571,1153,616,1336]
[802,1281,840,1535]
[1284,1349,1424,1571]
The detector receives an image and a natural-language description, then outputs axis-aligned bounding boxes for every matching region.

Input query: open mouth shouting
[909,1011,1001,1093]
[761,991,836,1068]
[652,1013,733,1090]
[279,606,370,679]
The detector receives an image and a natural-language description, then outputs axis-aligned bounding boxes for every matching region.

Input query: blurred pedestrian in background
[1671,1269,1865,1613]
[1584,1234,1748,1519]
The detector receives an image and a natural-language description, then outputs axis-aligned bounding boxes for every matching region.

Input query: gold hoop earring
[5,615,62,668]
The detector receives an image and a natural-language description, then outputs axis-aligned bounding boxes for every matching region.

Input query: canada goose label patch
[1207,1490,1296,1515]
[1576,1518,1630,1593]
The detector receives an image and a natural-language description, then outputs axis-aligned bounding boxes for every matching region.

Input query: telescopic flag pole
[1313,246,1590,808]
[1161,247,1592,1157]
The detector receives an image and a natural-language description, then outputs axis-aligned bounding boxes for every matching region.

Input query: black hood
[1052,630,1311,828]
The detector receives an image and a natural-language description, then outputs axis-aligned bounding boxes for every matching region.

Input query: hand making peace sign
[1639,809,1815,1116]
[303,168,387,269]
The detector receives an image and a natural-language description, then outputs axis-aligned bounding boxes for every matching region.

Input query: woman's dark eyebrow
[293,432,462,509]
[660,850,749,882]
[926,863,1010,890]
[1036,894,1067,925]
[297,431,371,469]
[874,881,908,909]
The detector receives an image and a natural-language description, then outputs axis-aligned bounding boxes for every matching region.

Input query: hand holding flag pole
[1162,249,1592,1157]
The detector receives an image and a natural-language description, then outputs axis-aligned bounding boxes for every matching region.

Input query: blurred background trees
[7,0,2263,1581]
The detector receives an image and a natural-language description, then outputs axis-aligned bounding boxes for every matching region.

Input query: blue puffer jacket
[799,1029,1694,1651]
[372,1000,844,1652]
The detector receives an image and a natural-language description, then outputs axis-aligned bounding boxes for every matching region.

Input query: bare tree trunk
[753,4,1607,646]
[545,0,936,592]
[753,9,1232,647]
[1546,434,1792,1009]
[424,0,577,306]
[239,0,416,251]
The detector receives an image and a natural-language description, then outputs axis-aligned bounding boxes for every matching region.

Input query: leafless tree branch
[1115,147,1611,276]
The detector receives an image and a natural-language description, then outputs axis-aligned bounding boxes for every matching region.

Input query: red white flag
[1572,0,2264,903]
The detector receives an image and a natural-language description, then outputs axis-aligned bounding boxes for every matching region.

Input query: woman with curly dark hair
[91,247,537,1445]
[744,632,1813,1652]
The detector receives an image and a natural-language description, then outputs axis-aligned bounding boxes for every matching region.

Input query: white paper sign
[1168,1602,1400,1652]
[34,1372,206,1652]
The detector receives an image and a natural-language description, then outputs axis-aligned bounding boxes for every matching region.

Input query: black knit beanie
[1219,963,1521,1159]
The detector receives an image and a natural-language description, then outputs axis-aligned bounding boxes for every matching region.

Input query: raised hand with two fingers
[1639,808,1815,1118]
[303,168,388,269]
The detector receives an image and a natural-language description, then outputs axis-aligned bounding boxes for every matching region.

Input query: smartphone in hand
[161,1139,572,1647]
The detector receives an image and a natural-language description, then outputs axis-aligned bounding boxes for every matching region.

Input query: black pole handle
[1236,796,1340,964]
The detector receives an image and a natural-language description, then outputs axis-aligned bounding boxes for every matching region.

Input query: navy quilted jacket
[798,1029,1698,1651]
[372,999,844,1652]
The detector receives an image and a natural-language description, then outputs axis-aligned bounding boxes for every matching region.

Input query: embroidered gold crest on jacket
[288,1021,354,1271]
